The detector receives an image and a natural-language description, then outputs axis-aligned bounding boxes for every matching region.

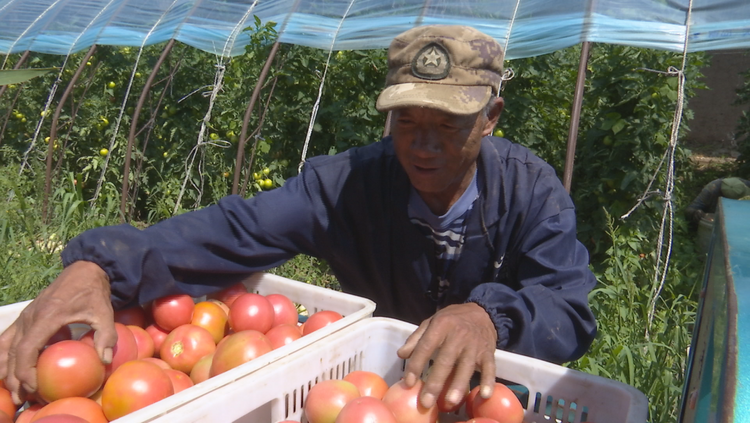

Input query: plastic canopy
[0,0,748,59]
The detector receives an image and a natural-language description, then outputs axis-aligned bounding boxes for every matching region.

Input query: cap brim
[376,83,492,115]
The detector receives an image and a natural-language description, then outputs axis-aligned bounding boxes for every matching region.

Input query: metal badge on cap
[411,42,450,80]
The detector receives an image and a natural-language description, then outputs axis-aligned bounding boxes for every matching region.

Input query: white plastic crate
[144,317,648,423]
[0,272,375,422]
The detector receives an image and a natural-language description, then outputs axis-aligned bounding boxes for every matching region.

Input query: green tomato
[262,179,273,189]
[493,128,504,138]
[99,148,109,157]
[262,167,270,175]
[107,81,116,89]
[253,172,261,180]
[209,133,220,140]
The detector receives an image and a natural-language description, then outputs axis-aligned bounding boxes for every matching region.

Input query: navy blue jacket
[62,136,597,363]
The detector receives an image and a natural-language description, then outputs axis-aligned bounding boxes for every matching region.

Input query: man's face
[390,100,501,214]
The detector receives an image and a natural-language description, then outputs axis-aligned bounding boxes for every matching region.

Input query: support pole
[121,39,176,221]
[233,40,280,195]
[562,41,592,194]
[42,45,97,223]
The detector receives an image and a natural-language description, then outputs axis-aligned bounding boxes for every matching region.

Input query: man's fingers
[0,324,17,381]
[479,352,497,399]
[89,320,118,364]
[398,319,432,387]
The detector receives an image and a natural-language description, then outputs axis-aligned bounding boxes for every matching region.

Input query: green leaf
[0,68,57,85]
[611,119,627,134]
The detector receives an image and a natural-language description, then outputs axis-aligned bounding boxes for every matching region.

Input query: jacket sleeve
[61,169,332,310]
[465,207,597,363]
[685,179,722,223]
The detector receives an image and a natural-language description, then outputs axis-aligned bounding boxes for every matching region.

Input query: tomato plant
[36,340,105,402]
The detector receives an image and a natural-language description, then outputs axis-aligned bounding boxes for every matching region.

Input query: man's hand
[0,261,117,404]
[397,303,497,411]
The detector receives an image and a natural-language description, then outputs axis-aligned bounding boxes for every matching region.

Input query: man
[0,25,597,410]
[685,177,750,225]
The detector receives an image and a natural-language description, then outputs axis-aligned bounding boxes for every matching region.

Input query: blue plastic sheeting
[0,0,748,58]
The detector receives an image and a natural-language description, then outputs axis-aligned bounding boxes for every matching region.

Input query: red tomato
[145,324,170,357]
[302,310,343,336]
[164,369,195,394]
[152,294,194,332]
[436,370,468,413]
[15,403,43,423]
[141,357,172,370]
[0,387,17,420]
[31,415,89,423]
[465,386,481,419]
[114,306,149,328]
[471,383,523,423]
[0,410,11,423]
[343,370,389,400]
[160,324,217,374]
[30,397,107,423]
[192,301,229,343]
[304,379,360,423]
[36,340,105,402]
[80,322,138,380]
[127,325,155,358]
[189,353,214,384]
[265,323,302,349]
[207,282,248,308]
[382,379,438,423]
[335,396,397,423]
[44,326,72,347]
[265,293,299,327]
[228,293,274,334]
[101,360,174,421]
[209,330,273,377]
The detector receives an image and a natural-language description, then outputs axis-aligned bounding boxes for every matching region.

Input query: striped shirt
[408,171,479,305]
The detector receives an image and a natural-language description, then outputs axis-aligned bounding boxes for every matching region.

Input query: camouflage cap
[376,25,504,115]
[721,177,750,199]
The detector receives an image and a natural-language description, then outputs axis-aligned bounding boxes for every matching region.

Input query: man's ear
[483,97,505,136]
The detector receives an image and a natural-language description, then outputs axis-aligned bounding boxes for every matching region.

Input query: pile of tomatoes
[0,282,344,422]
[275,369,524,423]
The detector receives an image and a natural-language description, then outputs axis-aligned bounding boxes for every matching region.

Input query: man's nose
[411,129,441,154]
